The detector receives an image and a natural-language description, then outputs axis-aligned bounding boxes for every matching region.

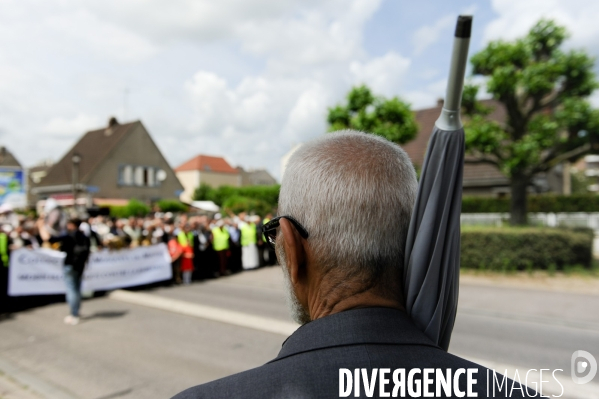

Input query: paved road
[0,267,597,399]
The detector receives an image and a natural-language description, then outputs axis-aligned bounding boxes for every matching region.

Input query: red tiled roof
[403,100,508,187]
[175,155,238,174]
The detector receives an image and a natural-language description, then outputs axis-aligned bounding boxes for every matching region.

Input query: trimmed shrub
[461,194,599,213]
[222,195,273,216]
[110,199,151,218]
[157,199,188,213]
[192,184,280,210]
[462,196,509,213]
[461,226,594,270]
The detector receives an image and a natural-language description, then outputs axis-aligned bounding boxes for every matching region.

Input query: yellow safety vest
[0,233,8,267]
[178,232,194,247]
[241,223,257,247]
[211,227,230,251]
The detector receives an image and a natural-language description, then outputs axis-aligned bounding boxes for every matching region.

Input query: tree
[464,19,599,225]
[327,85,418,144]
[192,183,214,201]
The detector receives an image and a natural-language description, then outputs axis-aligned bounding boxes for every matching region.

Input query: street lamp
[72,152,81,213]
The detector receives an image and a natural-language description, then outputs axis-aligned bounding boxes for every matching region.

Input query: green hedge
[193,184,279,214]
[462,194,599,213]
[461,227,594,270]
[157,199,188,213]
[222,195,272,216]
[197,189,599,214]
[110,199,151,218]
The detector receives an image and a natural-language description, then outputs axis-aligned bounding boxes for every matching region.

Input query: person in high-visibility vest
[240,216,259,270]
[177,224,195,284]
[0,229,10,314]
[211,222,230,276]
[0,230,9,268]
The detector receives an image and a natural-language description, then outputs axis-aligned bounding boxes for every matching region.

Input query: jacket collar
[270,307,440,363]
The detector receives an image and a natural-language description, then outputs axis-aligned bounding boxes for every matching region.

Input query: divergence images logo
[571,350,597,385]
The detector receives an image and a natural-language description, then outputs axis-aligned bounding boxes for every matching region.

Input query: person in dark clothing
[192,220,212,280]
[39,217,90,325]
[255,217,266,267]
[261,213,277,266]
[227,221,242,273]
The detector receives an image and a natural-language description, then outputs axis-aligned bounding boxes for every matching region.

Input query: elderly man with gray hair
[173,131,526,398]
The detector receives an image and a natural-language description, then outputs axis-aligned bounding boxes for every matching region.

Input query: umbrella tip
[455,15,472,38]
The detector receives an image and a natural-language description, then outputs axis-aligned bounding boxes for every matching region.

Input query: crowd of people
[0,205,279,322]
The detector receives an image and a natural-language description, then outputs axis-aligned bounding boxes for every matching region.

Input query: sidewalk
[461,270,599,295]
[0,369,43,399]
[0,357,77,399]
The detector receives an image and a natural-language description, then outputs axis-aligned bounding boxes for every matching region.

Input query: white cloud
[485,0,599,53]
[43,114,102,137]
[405,78,448,109]
[185,71,234,134]
[0,0,418,180]
[44,9,158,62]
[176,0,413,177]
[350,52,411,98]
[412,14,455,56]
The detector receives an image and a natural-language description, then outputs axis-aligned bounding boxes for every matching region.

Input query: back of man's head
[279,130,417,300]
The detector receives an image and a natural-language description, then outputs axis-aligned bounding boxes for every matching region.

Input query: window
[134,166,144,186]
[119,165,160,187]
[147,167,155,186]
[119,165,133,185]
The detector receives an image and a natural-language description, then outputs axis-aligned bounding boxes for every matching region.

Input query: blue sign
[0,168,26,208]
[86,186,100,194]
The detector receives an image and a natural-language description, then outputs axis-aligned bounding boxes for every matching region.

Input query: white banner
[8,244,172,296]
[83,244,172,291]
[8,247,67,296]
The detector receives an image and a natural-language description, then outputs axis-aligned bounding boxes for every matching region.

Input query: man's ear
[279,218,307,285]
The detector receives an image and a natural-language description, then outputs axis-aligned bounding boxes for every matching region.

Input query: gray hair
[279,130,417,298]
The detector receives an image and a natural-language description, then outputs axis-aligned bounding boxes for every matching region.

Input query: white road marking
[108,289,299,336]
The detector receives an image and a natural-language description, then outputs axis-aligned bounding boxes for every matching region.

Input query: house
[574,155,599,192]
[403,99,566,197]
[31,117,183,207]
[175,155,241,202]
[237,167,278,186]
[0,146,27,209]
[27,160,53,206]
[0,146,22,169]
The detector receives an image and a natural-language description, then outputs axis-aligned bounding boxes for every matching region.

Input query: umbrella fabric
[403,126,464,351]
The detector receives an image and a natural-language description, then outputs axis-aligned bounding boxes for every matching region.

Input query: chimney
[437,98,444,108]
[105,117,119,136]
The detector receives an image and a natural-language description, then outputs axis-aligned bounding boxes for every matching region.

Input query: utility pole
[72,152,81,215]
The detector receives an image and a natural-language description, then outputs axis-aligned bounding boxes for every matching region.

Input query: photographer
[38,217,91,325]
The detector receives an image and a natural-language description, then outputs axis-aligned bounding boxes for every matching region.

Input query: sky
[3,0,599,180]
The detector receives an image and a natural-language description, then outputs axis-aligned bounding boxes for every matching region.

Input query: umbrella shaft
[445,37,470,111]
[436,36,470,130]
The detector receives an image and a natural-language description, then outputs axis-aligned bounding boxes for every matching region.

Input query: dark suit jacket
[173,307,532,398]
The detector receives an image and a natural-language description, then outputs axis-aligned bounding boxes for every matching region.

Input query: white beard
[276,243,311,325]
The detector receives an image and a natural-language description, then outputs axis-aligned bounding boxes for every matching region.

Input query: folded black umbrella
[403,15,472,351]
